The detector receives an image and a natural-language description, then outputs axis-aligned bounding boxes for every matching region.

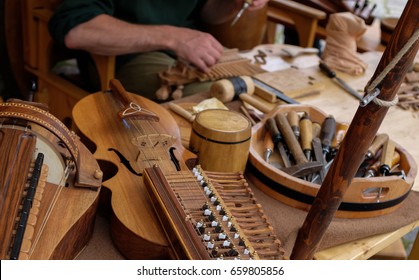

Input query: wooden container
[246,104,417,218]
[189,109,251,173]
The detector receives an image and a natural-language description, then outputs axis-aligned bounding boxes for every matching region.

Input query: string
[365,28,419,107]
[111,96,178,174]
[28,159,69,258]
[109,92,219,245]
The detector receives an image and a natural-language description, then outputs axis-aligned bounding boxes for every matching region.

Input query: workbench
[77,47,419,260]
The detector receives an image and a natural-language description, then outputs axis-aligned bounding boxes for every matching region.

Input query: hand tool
[252,78,299,104]
[265,117,291,168]
[168,102,195,122]
[311,137,326,183]
[319,115,336,162]
[231,0,252,26]
[239,93,272,114]
[378,138,396,176]
[310,115,336,183]
[331,122,349,150]
[377,138,398,202]
[299,113,313,161]
[329,122,349,160]
[275,113,322,177]
[319,61,364,101]
[263,129,274,162]
[287,110,300,139]
[311,122,321,139]
[363,150,400,178]
[365,133,389,159]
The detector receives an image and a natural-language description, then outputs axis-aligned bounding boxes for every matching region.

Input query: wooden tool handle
[331,122,349,149]
[239,93,272,114]
[312,122,321,139]
[320,115,336,152]
[380,138,396,174]
[264,128,275,151]
[168,102,195,122]
[368,133,389,158]
[299,114,313,152]
[265,118,282,143]
[287,111,300,138]
[210,76,254,103]
[275,113,307,164]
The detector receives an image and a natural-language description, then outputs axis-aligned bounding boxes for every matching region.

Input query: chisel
[319,61,363,101]
[231,0,252,26]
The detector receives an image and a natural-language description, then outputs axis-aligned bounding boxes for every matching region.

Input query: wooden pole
[290,0,419,260]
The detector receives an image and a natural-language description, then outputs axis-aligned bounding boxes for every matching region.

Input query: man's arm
[63,0,269,73]
[64,14,224,73]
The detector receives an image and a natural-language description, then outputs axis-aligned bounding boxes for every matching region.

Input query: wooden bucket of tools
[246,104,417,218]
[189,109,251,173]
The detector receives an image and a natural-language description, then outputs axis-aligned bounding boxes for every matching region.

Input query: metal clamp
[360,88,380,107]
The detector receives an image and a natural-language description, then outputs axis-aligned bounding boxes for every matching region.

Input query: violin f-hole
[108,148,142,176]
[169,147,181,171]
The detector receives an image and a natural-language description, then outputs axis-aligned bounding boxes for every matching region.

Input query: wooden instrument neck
[109,79,159,121]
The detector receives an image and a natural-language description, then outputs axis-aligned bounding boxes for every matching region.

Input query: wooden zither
[156,48,265,100]
[144,165,285,260]
[0,101,102,259]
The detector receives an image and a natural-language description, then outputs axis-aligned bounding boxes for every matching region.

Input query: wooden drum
[189,109,251,173]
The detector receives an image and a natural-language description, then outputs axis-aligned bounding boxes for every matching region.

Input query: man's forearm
[64,14,178,56]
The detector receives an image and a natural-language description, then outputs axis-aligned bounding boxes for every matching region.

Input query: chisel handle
[299,114,313,153]
[320,115,336,154]
[331,122,349,149]
[379,138,396,175]
[367,133,389,159]
[287,111,300,139]
[319,61,336,78]
[312,122,322,139]
[265,118,282,143]
[275,113,307,164]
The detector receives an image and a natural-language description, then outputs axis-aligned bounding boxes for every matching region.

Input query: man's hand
[170,28,224,74]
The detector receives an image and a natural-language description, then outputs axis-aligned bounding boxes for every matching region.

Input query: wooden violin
[0,100,102,259]
[72,79,198,259]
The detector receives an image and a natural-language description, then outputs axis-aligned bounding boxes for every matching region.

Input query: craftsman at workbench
[75,43,419,259]
[48,0,269,100]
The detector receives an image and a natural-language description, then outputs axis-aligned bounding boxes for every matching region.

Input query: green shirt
[49,0,207,44]
[48,0,207,68]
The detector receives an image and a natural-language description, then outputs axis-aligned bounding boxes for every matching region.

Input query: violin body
[0,101,102,259]
[72,85,196,259]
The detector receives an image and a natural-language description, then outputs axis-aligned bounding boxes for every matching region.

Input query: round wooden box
[246,104,417,218]
[189,109,251,173]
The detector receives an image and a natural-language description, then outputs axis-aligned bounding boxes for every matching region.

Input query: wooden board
[253,67,325,98]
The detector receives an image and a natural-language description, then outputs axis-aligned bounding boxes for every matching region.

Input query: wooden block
[253,67,324,98]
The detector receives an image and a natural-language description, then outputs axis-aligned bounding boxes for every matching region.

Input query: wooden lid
[192,109,251,143]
